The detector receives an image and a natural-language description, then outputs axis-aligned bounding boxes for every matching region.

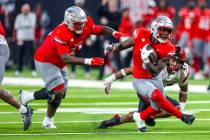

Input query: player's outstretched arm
[178,63,190,110]
[104,67,133,94]
[104,38,134,55]
[93,25,129,39]
[61,54,104,66]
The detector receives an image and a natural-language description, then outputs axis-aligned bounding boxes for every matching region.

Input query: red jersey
[153,6,176,19]
[178,7,197,33]
[119,16,134,35]
[132,28,176,79]
[192,8,210,41]
[34,16,103,68]
[0,21,5,36]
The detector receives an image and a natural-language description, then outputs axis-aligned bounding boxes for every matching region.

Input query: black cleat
[181,114,195,125]
[21,105,33,131]
[99,116,121,129]
[145,117,156,127]
[138,127,147,132]
[207,85,210,91]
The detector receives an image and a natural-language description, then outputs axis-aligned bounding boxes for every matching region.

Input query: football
[146,45,157,64]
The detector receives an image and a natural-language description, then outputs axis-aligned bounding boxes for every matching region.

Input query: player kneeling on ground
[99,46,190,129]
[19,6,127,129]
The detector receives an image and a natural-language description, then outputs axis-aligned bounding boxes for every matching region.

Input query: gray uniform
[0,40,10,84]
[132,74,165,111]
[35,61,68,91]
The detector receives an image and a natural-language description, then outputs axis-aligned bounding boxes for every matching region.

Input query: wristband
[105,74,116,83]
[120,69,126,77]
[84,58,92,65]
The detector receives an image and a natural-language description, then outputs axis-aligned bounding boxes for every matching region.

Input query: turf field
[0,85,210,140]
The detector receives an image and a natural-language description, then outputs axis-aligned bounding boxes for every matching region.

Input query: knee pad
[151,89,164,102]
[48,91,62,108]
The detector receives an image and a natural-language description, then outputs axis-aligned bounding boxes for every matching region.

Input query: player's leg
[0,44,33,130]
[99,95,180,129]
[20,63,67,104]
[153,96,180,119]
[42,84,65,129]
[43,67,68,128]
[132,76,195,132]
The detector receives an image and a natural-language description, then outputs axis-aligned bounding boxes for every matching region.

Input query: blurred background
[0,0,210,83]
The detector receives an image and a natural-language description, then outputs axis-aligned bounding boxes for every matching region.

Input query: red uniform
[119,16,134,35]
[153,6,176,19]
[0,21,5,36]
[132,28,176,79]
[177,7,197,37]
[34,17,103,68]
[192,8,210,41]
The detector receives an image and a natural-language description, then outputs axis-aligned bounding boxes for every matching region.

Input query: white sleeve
[14,15,20,30]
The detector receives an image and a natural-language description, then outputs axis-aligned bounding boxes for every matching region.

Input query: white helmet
[64,6,87,34]
[151,16,173,43]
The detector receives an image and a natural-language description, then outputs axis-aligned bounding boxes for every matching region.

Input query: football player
[0,21,33,130]
[104,16,195,132]
[100,46,190,129]
[19,6,128,129]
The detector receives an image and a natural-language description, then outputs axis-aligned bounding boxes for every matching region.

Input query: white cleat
[19,90,35,105]
[133,112,146,132]
[42,117,57,129]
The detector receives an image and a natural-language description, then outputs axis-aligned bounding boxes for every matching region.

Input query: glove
[103,74,116,94]
[112,31,129,40]
[104,43,120,55]
[84,57,104,66]
[104,80,111,94]
[141,44,154,64]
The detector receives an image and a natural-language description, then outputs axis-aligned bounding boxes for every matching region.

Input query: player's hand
[89,57,104,66]
[141,44,154,64]
[112,31,129,40]
[104,80,111,94]
[104,43,116,56]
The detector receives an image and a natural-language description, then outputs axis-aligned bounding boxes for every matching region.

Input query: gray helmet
[150,16,173,43]
[64,6,87,34]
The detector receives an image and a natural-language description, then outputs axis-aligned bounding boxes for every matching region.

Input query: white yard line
[0,118,209,124]
[1,107,210,114]
[0,100,210,106]
[1,131,210,136]
[2,77,209,93]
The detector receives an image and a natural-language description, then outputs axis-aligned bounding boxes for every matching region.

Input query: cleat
[181,114,195,125]
[133,112,146,132]
[21,105,33,131]
[145,117,156,127]
[139,127,147,132]
[19,90,34,105]
[207,85,210,91]
[99,115,121,129]
[42,117,57,129]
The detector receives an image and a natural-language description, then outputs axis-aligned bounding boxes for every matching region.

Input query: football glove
[85,57,104,66]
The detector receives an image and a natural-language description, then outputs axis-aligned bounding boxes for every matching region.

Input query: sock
[140,106,159,120]
[151,89,183,119]
[19,105,27,114]
[45,116,54,122]
[34,88,48,100]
